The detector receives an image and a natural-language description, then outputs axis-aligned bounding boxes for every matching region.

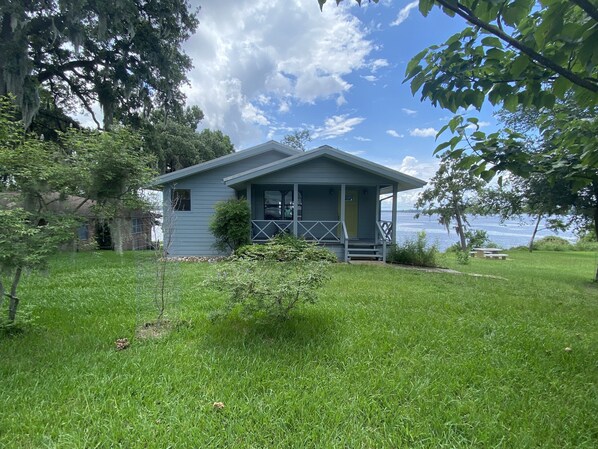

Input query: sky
[81,0,499,208]
[179,0,499,208]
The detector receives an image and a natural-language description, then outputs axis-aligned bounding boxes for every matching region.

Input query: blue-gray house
[153,141,425,261]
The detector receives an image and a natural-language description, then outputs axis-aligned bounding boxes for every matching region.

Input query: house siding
[250,156,393,186]
[163,151,289,256]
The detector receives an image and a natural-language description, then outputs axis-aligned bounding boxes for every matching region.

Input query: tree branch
[434,0,598,93]
[569,0,598,22]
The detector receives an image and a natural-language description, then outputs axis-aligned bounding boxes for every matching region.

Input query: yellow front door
[341,189,359,238]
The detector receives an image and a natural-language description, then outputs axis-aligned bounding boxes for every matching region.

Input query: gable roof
[151,140,301,185]
[223,145,426,190]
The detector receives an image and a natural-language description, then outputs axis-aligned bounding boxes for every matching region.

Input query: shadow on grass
[203,308,339,351]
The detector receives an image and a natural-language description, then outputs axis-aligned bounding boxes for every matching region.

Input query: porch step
[347,243,384,261]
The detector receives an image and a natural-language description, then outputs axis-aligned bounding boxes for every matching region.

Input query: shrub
[234,233,337,263]
[447,229,495,252]
[532,236,573,251]
[205,259,330,321]
[387,231,439,267]
[455,250,470,265]
[209,198,250,252]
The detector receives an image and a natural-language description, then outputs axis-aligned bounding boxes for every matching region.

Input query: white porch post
[293,183,299,237]
[391,183,397,245]
[375,185,381,220]
[246,183,252,241]
[340,184,346,238]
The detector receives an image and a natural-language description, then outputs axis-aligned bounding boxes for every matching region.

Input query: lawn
[1,250,597,448]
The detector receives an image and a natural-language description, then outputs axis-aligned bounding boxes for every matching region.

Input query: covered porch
[223,145,426,262]
[242,183,398,262]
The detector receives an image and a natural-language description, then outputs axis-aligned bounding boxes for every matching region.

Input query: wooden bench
[484,253,508,260]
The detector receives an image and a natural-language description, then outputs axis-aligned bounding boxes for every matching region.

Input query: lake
[381,211,576,251]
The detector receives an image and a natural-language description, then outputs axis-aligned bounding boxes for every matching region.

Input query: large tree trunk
[8,267,22,322]
[454,211,467,251]
[528,214,543,252]
[109,218,126,255]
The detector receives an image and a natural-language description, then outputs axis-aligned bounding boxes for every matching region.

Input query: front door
[341,189,359,238]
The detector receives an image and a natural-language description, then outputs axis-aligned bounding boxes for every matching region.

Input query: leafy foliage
[532,236,573,251]
[234,233,337,263]
[0,208,76,324]
[0,0,198,127]
[205,259,330,321]
[387,231,440,267]
[406,0,597,114]
[282,130,312,152]
[209,198,251,253]
[140,107,235,174]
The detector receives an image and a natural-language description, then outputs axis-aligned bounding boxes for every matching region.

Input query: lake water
[381,211,576,251]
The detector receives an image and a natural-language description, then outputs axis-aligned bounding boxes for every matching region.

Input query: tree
[405,0,597,113]
[61,126,157,253]
[415,154,485,251]
[140,107,234,174]
[0,208,74,324]
[282,130,312,152]
[0,0,198,128]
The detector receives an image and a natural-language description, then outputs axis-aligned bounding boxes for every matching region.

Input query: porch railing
[342,221,349,262]
[297,221,342,243]
[378,220,393,243]
[376,220,393,263]
[251,220,292,241]
[251,220,343,243]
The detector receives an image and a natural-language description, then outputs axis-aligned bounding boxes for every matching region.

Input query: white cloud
[354,136,371,141]
[409,127,438,137]
[347,150,365,156]
[182,0,375,146]
[383,156,440,209]
[312,114,365,140]
[361,75,378,82]
[369,58,389,72]
[401,108,417,115]
[386,129,404,138]
[336,94,347,106]
[390,1,419,27]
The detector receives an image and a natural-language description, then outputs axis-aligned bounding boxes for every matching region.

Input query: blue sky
[178,0,499,207]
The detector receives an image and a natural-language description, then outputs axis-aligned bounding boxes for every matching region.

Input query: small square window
[172,189,191,211]
[132,218,143,234]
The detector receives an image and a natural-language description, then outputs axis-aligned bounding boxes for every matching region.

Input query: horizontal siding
[163,150,289,256]
[251,156,392,185]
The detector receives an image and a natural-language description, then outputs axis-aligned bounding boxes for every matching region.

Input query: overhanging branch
[434,0,598,93]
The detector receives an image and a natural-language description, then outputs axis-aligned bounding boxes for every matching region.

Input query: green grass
[1,250,597,448]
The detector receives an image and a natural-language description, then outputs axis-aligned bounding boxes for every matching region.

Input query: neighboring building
[153,141,426,261]
[0,192,156,251]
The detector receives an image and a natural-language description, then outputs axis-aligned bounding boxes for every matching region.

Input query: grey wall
[163,151,289,256]
[251,156,392,186]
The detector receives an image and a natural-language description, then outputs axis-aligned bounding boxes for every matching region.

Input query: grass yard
[1,250,597,448]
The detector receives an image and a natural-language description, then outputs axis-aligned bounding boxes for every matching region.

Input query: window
[132,218,143,234]
[264,190,302,220]
[172,189,191,211]
[77,224,89,241]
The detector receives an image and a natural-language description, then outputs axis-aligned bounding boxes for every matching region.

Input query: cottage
[153,141,425,261]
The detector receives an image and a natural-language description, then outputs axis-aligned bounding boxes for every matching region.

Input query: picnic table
[472,248,508,260]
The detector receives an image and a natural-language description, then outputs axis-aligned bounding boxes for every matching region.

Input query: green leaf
[419,0,434,17]
[510,55,530,77]
[481,36,502,48]
[504,95,519,112]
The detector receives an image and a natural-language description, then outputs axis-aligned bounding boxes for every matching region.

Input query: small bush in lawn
[387,231,439,268]
[234,233,337,262]
[455,250,470,265]
[533,236,573,251]
[209,198,250,252]
[447,229,495,252]
[205,259,330,321]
